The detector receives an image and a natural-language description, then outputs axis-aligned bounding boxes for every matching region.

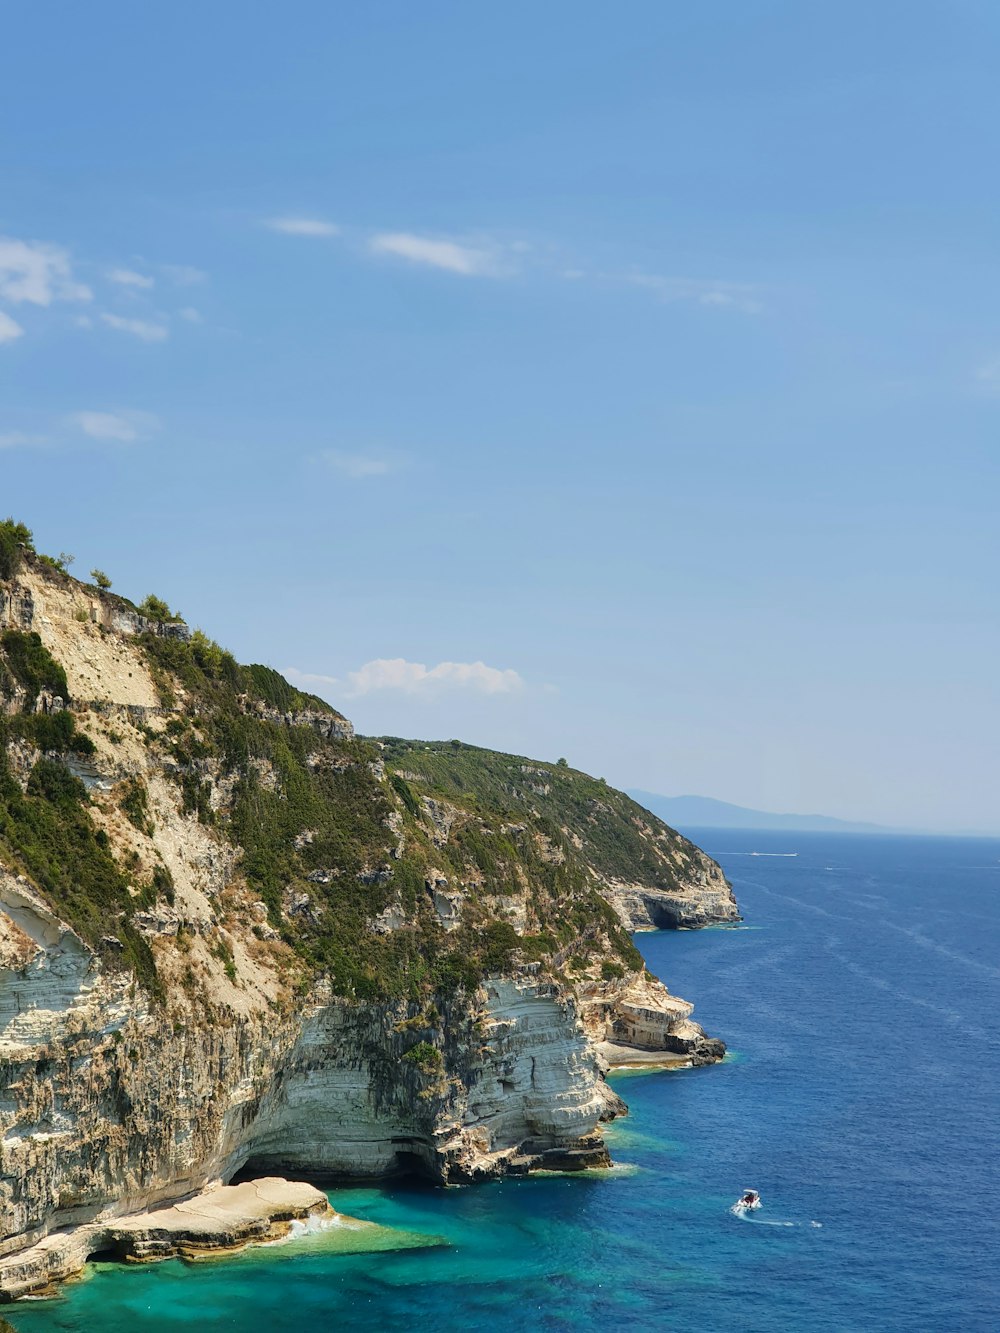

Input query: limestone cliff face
[0,898,608,1270]
[0,552,738,1292]
[599,856,737,931]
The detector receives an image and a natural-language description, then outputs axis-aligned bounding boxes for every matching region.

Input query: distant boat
[734,1189,761,1212]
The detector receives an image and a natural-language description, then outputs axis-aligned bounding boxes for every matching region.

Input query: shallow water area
[6,832,999,1331]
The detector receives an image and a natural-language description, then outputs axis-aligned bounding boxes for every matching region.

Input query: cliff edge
[0,525,737,1297]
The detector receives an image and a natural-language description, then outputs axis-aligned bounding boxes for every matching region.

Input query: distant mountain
[626,791,893,835]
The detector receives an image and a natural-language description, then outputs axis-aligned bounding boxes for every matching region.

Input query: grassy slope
[379,737,713,895]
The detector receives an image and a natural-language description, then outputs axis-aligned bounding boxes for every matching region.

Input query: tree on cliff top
[139,594,182,623]
[0,518,34,581]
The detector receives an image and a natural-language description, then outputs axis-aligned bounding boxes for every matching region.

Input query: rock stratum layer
[0,539,738,1298]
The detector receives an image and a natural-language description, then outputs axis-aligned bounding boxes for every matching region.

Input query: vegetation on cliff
[380,738,715,897]
[0,534,727,1009]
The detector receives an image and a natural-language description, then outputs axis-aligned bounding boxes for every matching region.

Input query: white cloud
[287,659,525,698]
[318,450,394,479]
[0,431,46,449]
[369,232,500,276]
[70,410,161,442]
[161,264,207,286]
[0,311,24,343]
[100,312,169,342]
[285,668,339,689]
[264,216,339,238]
[106,267,154,289]
[624,272,763,313]
[178,306,202,323]
[0,236,92,306]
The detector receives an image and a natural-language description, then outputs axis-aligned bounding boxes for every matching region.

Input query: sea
[7,832,999,1332]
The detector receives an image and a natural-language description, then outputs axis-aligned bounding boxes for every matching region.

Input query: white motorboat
[735,1189,761,1211]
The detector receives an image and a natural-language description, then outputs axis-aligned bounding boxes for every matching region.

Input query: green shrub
[190,630,226,678]
[0,518,33,580]
[390,773,420,819]
[1,631,69,704]
[151,863,175,904]
[90,569,112,590]
[37,552,74,574]
[0,730,162,999]
[13,710,95,756]
[138,594,181,623]
[26,756,87,805]
[402,1040,443,1074]
[120,777,154,834]
[241,662,336,715]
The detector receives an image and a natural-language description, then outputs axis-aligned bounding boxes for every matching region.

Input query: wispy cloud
[0,311,24,343]
[287,659,525,698]
[0,236,92,306]
[178,306,203,323]
[317,449,396,479]
[161,263,207,286]
[369,232,502,276]
[264,216,340,238]
[100,312,169,342]
[106,267,154,289]
[622,271,763,313]
[0,431,46,449]
[259,215,763,312]
[70,410,161,442]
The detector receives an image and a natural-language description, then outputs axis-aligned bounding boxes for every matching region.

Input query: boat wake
[727,852,798,858]
[730,1204,822,1229]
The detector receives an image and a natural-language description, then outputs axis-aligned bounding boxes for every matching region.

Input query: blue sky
[2,2,998,831]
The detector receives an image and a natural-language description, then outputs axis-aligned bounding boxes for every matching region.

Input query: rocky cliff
[0,528,737,1297]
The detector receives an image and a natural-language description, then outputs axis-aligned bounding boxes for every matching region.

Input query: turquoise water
[8,833,1000,1331]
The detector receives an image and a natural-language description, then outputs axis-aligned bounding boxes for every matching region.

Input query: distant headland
[627,792,896,836]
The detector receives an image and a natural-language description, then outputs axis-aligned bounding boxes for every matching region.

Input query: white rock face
[599,858,740,931]
[246,977,607,1184]
[0,875,102,1047]
[0,888,618,1295]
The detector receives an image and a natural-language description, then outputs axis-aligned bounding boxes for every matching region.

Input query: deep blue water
[8,832,1000,1331]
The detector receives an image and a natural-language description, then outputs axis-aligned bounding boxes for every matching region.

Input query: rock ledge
[0,1177,330,1301]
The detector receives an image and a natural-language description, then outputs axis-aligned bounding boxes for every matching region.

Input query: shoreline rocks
[0,1178,331,1302]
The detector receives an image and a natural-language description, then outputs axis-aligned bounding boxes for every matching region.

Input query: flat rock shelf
[0,1178,332,1301]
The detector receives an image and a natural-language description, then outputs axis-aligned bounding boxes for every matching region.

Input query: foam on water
[727,851,798,858]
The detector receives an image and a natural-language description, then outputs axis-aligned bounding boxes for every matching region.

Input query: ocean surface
[8,832,1000,1332]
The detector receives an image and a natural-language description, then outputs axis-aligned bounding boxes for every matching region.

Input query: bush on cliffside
[139,594,183,623]
[0,736,161,998]
[0,518,33,581]
[1,631,69,705]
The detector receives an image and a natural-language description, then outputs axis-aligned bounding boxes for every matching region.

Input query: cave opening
[85,1246,120,1263]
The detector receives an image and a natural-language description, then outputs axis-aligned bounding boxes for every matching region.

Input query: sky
[1,2,998,833]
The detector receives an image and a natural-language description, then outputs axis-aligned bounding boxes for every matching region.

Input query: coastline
[0,1178,332,1302]
[597,1040,694,1070]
